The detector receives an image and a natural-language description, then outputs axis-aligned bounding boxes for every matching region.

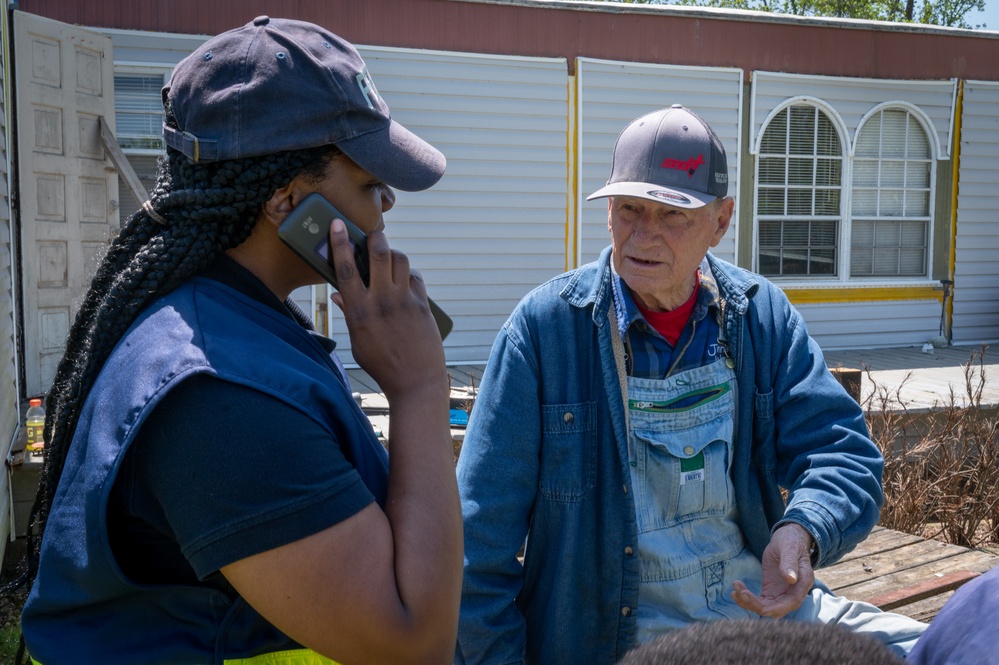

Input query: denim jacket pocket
[539,401,597,503]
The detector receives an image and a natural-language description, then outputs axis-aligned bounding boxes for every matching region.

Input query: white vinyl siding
[952,80,999,345]
[352,47,569,365]
[795,300,942,350]
[0,8,19,562]
[577,59,743,265]
[104,30,571,367]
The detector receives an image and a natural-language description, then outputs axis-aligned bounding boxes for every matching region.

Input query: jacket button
[684,445,695,455]
[621,606,632,617]
[563,411,574,424]
[624,546,633,556]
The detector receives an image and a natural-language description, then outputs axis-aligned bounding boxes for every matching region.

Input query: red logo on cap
[661,154,705,178]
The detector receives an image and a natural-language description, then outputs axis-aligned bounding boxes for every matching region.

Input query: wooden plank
[833,526,924,563]
[820,537,967,590]
[887,589,956,623]
[833,550,999,603]
[99,116,149,204]
[864,570,980,611]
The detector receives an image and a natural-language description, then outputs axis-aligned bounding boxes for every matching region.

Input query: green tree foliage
[588,0,986,28]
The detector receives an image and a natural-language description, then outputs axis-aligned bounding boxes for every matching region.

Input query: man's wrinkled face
[608,195,732,311]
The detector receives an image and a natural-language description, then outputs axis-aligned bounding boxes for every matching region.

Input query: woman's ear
[261,168,327,227]
[259,181,297,228]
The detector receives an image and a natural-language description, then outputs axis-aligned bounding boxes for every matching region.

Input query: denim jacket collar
[559,246,616,329]
[557,246,761,330]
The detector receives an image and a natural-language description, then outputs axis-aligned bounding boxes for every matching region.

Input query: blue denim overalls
[610,305,764,644]
[627,358,766,642]
[608,299,926,654]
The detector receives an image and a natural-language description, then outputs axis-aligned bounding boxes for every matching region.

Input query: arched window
[851,108,932,277]
[756,104,843,277]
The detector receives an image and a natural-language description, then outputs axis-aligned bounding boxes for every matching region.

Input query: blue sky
[966,1,999,30]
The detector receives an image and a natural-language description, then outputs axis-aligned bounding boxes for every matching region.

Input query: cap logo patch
[648,190,692,205]
[355,67,381,110]
[661,154,705,178]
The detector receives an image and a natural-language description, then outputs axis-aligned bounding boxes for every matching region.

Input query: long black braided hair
[3,114,341,597]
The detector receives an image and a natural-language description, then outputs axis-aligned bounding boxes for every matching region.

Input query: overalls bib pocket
[627,361,736,533]
[632,412,734,529]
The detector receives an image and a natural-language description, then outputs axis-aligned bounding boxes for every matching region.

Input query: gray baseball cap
[587,105,728,208]
[162,16,445,192]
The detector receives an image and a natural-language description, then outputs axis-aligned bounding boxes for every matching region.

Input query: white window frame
[114,66,170,156]
[850,102,936,280]
[113,66,171,224]
[754,97,848,280]
[753,97,938,286]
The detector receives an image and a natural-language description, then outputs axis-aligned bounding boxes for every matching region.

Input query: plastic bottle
[25,398,46,454]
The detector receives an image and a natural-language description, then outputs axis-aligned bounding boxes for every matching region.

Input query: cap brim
[337,120,446,192]
[586,181,716,209]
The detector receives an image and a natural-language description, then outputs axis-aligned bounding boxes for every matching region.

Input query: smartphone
[278,192,453,340]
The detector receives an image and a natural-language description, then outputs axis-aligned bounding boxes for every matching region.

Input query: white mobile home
[1,0,998,558]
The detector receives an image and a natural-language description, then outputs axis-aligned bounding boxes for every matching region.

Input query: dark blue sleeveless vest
[21,276,389,664]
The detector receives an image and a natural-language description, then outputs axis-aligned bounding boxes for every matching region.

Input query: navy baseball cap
[587,105,728,208]
[162,16,445,192]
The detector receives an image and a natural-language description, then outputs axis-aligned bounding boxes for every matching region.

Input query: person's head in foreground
[616,620,905,665]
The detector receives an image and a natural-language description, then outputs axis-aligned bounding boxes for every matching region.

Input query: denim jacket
[455,248,883,665]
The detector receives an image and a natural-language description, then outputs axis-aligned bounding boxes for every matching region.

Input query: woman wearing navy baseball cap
[18,17,460,665]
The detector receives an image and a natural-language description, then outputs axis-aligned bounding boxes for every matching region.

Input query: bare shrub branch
[871,345,999,548]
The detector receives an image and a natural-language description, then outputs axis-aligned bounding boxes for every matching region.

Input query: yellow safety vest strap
[33,648,340,665]
[225,648,341,665]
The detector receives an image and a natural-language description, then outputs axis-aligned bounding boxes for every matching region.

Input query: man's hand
[731,523,815,618]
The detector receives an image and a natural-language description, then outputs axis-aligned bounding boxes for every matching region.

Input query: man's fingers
[781,547,800,584]
[731,581,764,614]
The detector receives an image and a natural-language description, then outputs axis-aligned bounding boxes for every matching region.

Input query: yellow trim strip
[946,80,963,338]
[566,63,580,272]
[782,285,943,305]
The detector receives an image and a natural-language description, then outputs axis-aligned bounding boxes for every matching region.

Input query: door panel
[14,10,117,396]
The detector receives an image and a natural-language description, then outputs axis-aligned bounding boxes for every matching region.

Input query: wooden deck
[821,526,999,622]
[822,343,998,412]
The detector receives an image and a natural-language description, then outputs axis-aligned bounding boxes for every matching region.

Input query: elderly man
[455,105,926,665]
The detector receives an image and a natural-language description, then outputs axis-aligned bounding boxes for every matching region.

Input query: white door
[13,11,117,396]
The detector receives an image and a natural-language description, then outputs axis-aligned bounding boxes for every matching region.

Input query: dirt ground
[0,541,29,638]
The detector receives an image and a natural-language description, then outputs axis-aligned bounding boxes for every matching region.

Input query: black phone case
[278,192,453,340]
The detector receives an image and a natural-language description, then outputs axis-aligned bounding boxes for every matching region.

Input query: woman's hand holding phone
[328,219,447,402]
